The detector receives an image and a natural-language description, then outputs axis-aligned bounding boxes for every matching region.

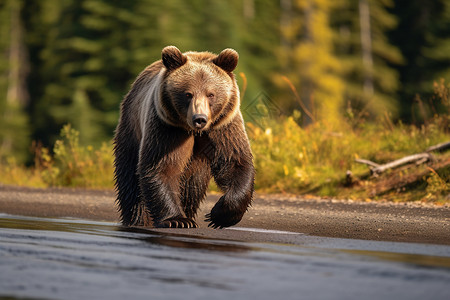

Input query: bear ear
[213,48,239,73]
[162,46,187,71]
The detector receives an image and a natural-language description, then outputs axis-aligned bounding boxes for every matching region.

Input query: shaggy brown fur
[113,46,254,228]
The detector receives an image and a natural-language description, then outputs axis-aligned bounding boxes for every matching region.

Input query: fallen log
[356,153,434,176]
[355,141,450,176]
[371,158,450,197]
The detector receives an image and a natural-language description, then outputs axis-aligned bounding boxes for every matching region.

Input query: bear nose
[192,114,208,129]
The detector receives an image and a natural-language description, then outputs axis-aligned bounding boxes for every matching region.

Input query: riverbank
[0,184,449,245]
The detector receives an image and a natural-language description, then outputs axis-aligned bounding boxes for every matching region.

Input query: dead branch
[426,141,450,153]
[356,153,434,176]
[355,159,380,169]
[355,141,450,176]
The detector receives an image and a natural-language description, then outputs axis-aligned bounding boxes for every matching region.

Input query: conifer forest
[1,1,449,189]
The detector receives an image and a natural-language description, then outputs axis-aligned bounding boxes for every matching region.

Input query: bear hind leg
[114,130,150,226]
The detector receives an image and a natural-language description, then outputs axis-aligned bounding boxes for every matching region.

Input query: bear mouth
[190,129,208,136]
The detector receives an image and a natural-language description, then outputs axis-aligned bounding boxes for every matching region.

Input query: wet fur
[114,47,254,228]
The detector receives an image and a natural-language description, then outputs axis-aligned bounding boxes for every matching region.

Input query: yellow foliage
[247,113,450,201]
[1,113,449,204]
[0,157,46,188]
[32,124,114,189]
[279,0,346,126]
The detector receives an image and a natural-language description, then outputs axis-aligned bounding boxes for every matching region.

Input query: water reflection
[343,249,450,269]
[120,226,253,253]
[1,214,450,300]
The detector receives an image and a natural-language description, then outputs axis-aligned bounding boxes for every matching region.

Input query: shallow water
[1,214,449,300]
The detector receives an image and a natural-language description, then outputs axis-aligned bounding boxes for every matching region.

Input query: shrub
[36,124,114,189]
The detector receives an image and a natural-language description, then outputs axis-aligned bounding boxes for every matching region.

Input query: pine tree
[391,0,450,121]
[26,0,143,146]
[332,0,403,120]
[279,0,345,125]
[238,0,281,104]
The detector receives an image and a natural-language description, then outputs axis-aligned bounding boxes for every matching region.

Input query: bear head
[159,46,240,133]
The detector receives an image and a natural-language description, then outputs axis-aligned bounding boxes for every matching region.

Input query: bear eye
[207,93,215,98]
[185,92,193,99]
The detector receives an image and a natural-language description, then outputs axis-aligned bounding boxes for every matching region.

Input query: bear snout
[192,114,208,129]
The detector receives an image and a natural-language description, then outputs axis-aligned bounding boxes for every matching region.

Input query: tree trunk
[6,0,29,106]
[359,0,374,100]
[243,0,255,20]
[301,0,314,126]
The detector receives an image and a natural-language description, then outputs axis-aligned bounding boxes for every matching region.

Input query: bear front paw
[204,201,245,229]
[155,217,198,228]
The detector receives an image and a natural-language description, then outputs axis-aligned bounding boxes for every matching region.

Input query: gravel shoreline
[0,184,449,245]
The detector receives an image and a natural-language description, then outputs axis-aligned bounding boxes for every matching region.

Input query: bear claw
[156,217,198,228]
[205,213,224,229]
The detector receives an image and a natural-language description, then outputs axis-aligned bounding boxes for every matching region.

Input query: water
[1,214,450,300]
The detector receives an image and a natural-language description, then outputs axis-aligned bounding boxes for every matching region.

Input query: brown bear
[113,46,255,228]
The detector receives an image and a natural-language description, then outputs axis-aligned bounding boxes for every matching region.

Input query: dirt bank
[0,184,449,245]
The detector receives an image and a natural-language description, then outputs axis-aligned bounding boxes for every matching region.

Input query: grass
[0,115,448,203]
[0,80,449,204]
[247,114,450,202]
[0,125,114,189]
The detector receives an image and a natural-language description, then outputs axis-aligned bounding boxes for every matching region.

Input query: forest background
[0,0,449,202]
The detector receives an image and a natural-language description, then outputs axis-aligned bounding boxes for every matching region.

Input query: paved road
[0,184,449,245]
